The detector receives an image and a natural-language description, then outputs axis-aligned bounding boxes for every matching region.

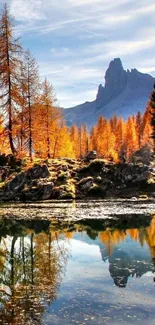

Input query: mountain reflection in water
[0,214,154,324]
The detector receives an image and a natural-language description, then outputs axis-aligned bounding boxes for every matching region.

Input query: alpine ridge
[64,58,154,128]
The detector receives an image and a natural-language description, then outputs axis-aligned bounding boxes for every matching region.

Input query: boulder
[96,176,102,183]
[87,183,105,197]
[5,164,50,194]
[40,183,54,200]
[84,151,97,162]
[5,172,26,192]
[26,164,50,180]
[78,176,94,190]
[52,184,75,199]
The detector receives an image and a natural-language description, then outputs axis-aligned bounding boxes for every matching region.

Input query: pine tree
[0,4,21,154]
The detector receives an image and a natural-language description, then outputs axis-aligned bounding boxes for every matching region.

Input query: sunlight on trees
[0,4,153,162]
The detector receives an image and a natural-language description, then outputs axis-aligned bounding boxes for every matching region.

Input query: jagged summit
[96,58,127,108]
[64,58,154,128]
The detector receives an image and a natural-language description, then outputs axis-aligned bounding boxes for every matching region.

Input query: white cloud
[68,0,102,6]
[57,89,97,107]
[7,0,155,107]
[138,67,155,74]
[10,0,44,21]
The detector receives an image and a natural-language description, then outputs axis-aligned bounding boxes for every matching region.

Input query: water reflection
[98,218,155,287]
[0,214,154,324]
[0,220,68,324]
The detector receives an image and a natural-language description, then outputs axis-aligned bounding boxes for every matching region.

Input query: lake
[0,200,155,325]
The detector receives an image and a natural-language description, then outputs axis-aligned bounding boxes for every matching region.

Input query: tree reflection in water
[0,214,154,323]
[0,220,69,324]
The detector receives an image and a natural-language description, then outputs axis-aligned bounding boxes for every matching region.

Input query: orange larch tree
[70,124,79,158]
[33,79,62,159]
[0,4,22,154]
[22,50,40,160]
[124,116,138,160]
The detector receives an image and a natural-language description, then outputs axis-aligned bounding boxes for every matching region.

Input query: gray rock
[61,165,69,172]
[5,164,50,193]
[6,172,26,192]
[52,184,75,199]
[78,176,94,190]
[84,151,97,162]
[26,164,50,179]
[96,176,102,183]
[41,183,54,200]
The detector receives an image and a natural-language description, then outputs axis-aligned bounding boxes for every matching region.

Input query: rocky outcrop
[3,164,50,201]
[5,164,49,192]
[64,58,154,127]
[96,58,127,108]
[0,159,155,202]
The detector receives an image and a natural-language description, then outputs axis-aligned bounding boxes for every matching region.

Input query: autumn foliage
[0,4,153,162]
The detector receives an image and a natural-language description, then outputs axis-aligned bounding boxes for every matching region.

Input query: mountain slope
[64,58,154,128]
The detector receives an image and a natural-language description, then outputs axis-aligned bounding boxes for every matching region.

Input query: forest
[0,4,154,163]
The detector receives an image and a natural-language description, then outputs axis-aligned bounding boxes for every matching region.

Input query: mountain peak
[96,58,127,107]
[64,58,154,128]
[108,58,124,71]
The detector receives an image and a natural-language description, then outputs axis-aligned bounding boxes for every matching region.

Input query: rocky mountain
[64,58,154,128]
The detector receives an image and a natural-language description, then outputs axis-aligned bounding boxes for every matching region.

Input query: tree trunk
[46,104,50,159]
[5,16,16,154]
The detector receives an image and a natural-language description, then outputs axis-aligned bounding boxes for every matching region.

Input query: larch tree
[140,105,151,147]
[33,79,62,159]
[23,50,39,160]
[115,117,125,159]
[70,124,79,158]
[124,116,138,160]
[110,115,119,135]
[41,79,52,158]
[149,83,155,154]
[0,114,5,154]
[17,61,29,155]
[78,125,83,158]
[0,4,21,154]
[53,120,74,158]
[136,111,143,149]
[82,124,89,156]
[38,79,60,159]
[90,126,97,152]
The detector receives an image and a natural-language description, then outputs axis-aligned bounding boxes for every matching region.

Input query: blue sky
[1,0,155,107]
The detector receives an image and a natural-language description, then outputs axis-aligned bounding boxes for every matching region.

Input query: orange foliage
[0,6,153,161]
[98,217,155,259]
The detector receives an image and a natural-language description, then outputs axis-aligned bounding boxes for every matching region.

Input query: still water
[0,201,155,325]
